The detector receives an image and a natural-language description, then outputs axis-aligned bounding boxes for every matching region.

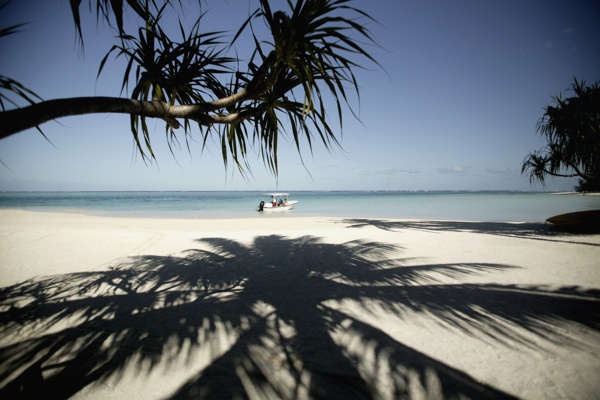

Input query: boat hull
[257,200,298,212]
[545,209,600,233]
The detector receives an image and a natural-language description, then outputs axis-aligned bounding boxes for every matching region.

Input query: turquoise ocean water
[1,191,600,222]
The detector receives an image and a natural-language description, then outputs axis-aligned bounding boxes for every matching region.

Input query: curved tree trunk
[0,91,258,140]
[0,97,178,139]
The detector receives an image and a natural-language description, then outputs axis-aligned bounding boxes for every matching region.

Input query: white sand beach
[1,209,599,399]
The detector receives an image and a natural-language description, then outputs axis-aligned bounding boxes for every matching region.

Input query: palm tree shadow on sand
[1,234,599,399]
[341,218,600,246]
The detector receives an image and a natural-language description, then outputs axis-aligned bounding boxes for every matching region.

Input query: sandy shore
[1,209,599,399]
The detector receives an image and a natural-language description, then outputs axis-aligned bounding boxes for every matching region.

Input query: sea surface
[1,191,600,222]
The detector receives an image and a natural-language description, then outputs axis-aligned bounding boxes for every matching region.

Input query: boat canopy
[262,193,290,197]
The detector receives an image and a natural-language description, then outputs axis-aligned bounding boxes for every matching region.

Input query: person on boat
[278,198,284,206]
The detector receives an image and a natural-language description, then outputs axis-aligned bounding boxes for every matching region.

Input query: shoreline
[1,209,599,399]
[552,191,600,195]
[3,191,600,224]
[0,206,540,221]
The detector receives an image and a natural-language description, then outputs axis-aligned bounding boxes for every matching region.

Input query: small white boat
[257,193,298,212]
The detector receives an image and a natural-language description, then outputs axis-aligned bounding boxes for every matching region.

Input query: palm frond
[524,78,600,190]
[0,76,42,111]
[234,0,380,174]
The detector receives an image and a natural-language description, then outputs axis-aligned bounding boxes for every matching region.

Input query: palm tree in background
[522,78,600,192]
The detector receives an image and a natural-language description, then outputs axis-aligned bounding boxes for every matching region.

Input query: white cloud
[486,167,518,176]
[381,167,420,175]
[438,166,472,175]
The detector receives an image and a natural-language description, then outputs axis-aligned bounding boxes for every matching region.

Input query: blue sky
[0,0,599,191]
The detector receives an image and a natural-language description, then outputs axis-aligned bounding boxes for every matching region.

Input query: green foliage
[0,2,41,111]
[98,4,234,161]
[522,78,600,192]
[79,0,378,176]
[0,1,379,178]
[233,0,380,175]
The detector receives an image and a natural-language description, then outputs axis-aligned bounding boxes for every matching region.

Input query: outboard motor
[258,201,265,211]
